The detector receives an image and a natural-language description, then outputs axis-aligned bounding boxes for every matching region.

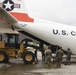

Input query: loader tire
[0,51,8,63]
[22,51,35,64]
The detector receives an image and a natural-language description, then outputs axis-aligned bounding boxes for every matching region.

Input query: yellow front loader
[0,33,35,64]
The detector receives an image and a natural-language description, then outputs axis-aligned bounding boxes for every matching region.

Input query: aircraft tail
[0,0,34,22]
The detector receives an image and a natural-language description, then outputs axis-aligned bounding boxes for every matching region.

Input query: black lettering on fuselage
[20,23,27,27]
[71,31,76,36]
[53,29,76,36]
[62,30,66,35]
[53,29,58,35]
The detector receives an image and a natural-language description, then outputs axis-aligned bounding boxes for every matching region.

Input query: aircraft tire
[22,51,35,64]
[0,51,8,63]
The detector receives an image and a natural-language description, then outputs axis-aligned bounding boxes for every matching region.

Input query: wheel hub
[0,54,4,61]
[25,54,32,61]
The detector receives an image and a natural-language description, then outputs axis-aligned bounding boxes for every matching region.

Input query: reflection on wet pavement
[0,59,76,75]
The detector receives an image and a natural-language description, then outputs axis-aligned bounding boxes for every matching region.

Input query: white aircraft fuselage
[13,21,76,54]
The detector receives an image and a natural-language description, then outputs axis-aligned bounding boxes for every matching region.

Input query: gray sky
[24,0,76,25]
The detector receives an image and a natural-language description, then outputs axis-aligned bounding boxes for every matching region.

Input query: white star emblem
[4,0,13,10]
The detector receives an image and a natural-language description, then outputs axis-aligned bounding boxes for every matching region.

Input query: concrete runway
[0,59,76,75]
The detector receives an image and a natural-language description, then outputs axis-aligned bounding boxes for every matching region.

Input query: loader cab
[4,34,19,48]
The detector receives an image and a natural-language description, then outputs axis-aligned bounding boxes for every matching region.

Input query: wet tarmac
[0,59,55,75]
[0,59,76,75]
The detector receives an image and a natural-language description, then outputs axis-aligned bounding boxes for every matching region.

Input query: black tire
[22,51,35,64]
[0,51,8,63]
